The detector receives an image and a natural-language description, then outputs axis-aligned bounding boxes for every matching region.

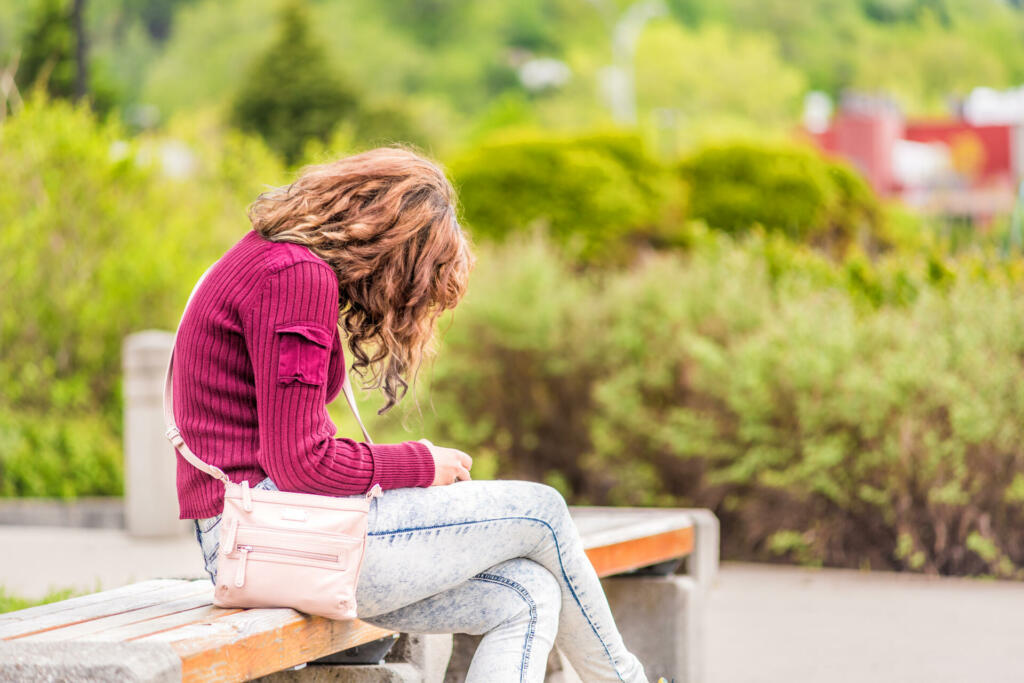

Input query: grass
[0,586,87,614]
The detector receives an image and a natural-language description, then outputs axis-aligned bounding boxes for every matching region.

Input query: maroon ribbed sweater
[173,229,435,519]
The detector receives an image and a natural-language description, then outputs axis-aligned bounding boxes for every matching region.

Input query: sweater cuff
[369,440,435,490]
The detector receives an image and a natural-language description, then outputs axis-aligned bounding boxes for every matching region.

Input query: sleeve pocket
[275,322,332,386]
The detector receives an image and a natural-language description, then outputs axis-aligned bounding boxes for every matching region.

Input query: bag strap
[162,264,374,487]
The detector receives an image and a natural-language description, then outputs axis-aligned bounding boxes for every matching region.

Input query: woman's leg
[356,479,648,683]
[193,476,647,682]
[363,557,561,683]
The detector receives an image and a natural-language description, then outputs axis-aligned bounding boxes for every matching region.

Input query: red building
[806,93,1023,222]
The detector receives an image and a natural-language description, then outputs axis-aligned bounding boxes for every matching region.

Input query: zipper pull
[234,545,250,588]
[365,483,383,500]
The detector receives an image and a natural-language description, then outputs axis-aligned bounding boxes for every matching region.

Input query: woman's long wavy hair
[249,146,474,414]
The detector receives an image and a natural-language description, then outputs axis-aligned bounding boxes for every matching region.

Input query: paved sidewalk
[707,562,1024,683]
[3,525,1023,681]
[1,525,204,598]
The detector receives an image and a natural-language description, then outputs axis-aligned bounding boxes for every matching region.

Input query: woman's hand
[418,439,473,486]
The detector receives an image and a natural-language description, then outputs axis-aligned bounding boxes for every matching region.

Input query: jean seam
[369,515,624,682]
[471,572,537,682]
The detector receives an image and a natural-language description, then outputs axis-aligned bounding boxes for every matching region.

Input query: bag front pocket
[225,525,363,588]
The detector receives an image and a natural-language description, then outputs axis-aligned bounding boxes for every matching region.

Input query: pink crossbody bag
[162,264,382,620]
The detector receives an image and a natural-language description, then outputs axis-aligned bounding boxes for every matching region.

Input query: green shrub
[0,412,122,498]
[387,231,1024,578]
[679,140,883,254]
[449,129,686,261]
[0,96,283,497]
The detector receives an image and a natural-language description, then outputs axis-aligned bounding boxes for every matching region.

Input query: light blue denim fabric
[193,477,648,683]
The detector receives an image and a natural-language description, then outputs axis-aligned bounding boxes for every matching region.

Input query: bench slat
[137,608,394,683]
[15,588,214,642]
[0,579,178,628]
[0,579,210,640]
[94,605,242,642]
[571,506,694,549]
[586,526,694,577]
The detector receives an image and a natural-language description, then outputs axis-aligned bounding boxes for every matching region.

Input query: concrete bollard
[122,331,191,537]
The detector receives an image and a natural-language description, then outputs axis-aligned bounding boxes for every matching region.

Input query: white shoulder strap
[162,264,373,486]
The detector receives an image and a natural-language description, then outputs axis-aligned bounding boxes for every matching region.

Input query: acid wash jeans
[193,476,649,683]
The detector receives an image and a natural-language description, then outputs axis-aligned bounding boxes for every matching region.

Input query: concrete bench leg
[0,642,181,682]
[256,663,422,682]
[600,574,704,683]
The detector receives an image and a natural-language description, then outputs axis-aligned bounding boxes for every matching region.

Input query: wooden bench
[0,506,717,683]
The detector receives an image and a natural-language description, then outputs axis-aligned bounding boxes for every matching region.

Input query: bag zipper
[223,523,362,556]
[232,543,340,588]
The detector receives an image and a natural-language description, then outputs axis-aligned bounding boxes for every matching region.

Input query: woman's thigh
[356,479,576,618]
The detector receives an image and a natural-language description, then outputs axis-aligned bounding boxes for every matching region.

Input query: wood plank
[87,605,242,642]
[0,579,211,640]
[136,608,394,683]
[0,579,177,628]
[16,587,214,642]
[571,506,694,549]
[586,526,695,577]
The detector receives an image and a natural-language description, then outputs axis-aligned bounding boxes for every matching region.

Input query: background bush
[365,230,1024,578]
[0,97,283,497]
[449,130,686,261]
[679,141,883,253]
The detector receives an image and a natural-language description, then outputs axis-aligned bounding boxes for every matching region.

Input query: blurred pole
[592,0,668,125]
[71,0,88,101]
[123,331,192,537]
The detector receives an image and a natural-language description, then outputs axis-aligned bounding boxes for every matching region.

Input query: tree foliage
[229,0,358,163]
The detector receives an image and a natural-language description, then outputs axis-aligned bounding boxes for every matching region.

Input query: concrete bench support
[256,663,422,683]
[0,642,181,683]
[602,574,703,683]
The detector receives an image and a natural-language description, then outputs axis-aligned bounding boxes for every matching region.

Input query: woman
[175,146,650,682]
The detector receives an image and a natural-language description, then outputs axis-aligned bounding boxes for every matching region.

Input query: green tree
[230,0,358,162]
[15,0,119,113]
[17,0,77,99]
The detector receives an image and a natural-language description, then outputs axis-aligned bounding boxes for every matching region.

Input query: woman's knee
[513,481,571,523]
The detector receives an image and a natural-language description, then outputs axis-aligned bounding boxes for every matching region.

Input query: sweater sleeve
[242,260,435,495]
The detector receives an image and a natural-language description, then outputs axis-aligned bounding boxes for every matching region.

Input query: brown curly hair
[248,146,474,414]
